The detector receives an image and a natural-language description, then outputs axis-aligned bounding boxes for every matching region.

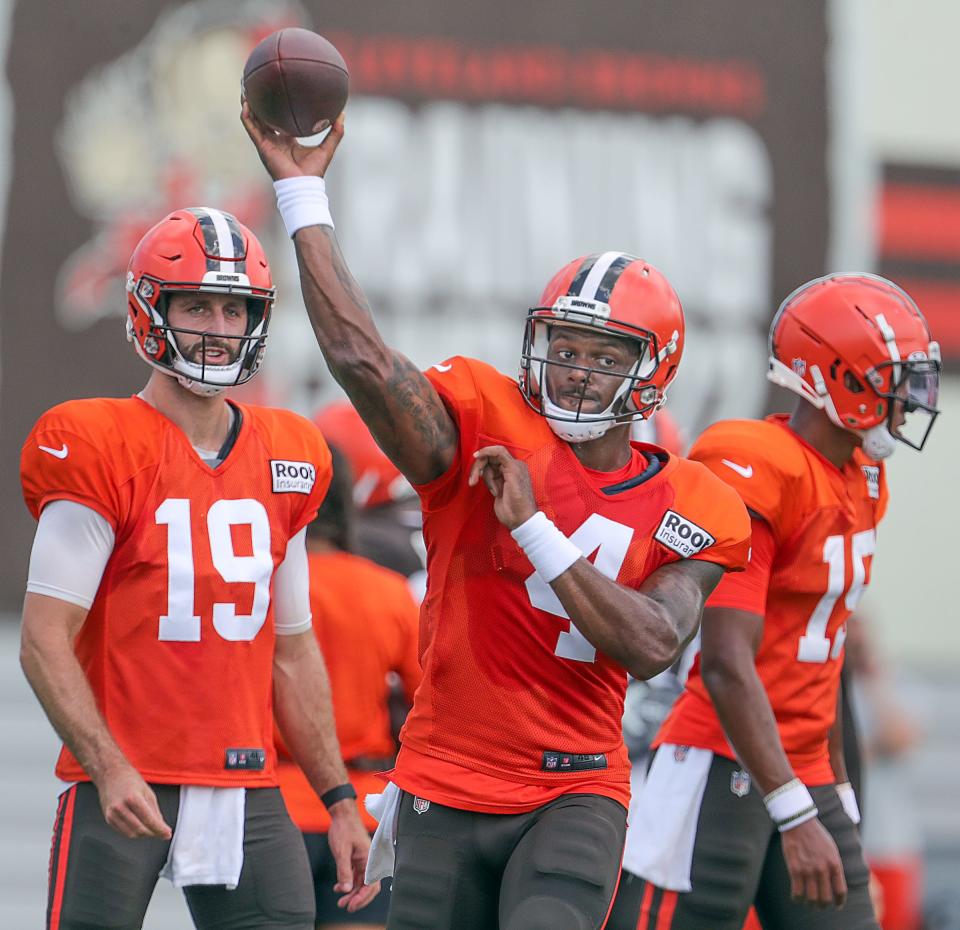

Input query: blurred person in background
[314,402,427,600]
[845,614,924,930]
[609,273,940,930]
[243,106,752,930]
[276,445,422,930]
[18,208,375,930]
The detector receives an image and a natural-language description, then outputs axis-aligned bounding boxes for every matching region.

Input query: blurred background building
[0,0,955,926]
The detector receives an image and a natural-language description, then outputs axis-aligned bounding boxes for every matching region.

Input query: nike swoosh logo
[721,459,752,478]
[432,363,452,373]
[39,443,69,459]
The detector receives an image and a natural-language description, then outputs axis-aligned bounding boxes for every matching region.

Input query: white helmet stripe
[577,251,626,301]
[874,313,902,382]
[203,208,236,270]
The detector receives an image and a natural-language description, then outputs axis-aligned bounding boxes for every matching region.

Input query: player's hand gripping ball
[242,27,348,136]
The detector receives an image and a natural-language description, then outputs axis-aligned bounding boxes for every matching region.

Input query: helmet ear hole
[843,371,864,393]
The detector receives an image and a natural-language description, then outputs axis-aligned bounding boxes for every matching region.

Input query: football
[242,28,349,137]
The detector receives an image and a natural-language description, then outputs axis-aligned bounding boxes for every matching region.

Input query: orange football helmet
[519,252,685,441]
[125,207,275,395]
[768,273,940,458]
[314,401,413,509]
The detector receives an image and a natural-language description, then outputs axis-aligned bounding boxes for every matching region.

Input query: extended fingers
[474,445,513,466]
[337,880,381,913]
[467,455,488,487]
[831,860,848,907]
[239,98,266,141]
[318,110,346,158]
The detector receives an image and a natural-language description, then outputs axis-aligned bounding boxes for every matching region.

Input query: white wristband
[510,511,582,583]
[835,782,861,825]
[273,176,334,238]
[763,778,819,832]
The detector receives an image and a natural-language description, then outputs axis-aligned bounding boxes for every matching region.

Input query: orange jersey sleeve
[417,356,554,513]
[705,517,777,614]
[689,419,810,545]
[21,399,128,526]
[660,457,752,573]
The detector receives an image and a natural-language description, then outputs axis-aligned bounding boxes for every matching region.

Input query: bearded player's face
[166,292,249,366]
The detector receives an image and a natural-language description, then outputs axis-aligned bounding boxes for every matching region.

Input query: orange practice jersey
[657,415,889,784]
[392,358,751,812]
[277,550,421,832]
[21,396,331,787]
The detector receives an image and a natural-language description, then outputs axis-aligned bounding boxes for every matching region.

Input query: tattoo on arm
[297,227,459,483]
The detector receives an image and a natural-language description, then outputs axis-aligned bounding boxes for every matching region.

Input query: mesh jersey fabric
[392,357,750,810]
[276,550,421,832]
[21,395,331,786]
[656,415,888,783]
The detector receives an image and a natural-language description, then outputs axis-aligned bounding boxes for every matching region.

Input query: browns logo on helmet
[519,251,684,442]
[768,272,940,458]
[125,207,275,396]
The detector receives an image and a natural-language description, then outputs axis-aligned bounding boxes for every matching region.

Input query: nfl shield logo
[792,357,807,377]
[730,770,751,797]
[674,745,690,763]
[412,796,431,815]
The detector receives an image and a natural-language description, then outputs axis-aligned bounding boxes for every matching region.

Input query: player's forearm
[293,226,393,397]
[827,684,848,783]
[702,657,797,794]
[273,633,350,796]
[20,608,130,783]
[550,563,685,679]
[293,226,457,485]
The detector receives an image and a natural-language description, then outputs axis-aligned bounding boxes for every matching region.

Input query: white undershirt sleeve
[273,528,312,635]
[27,500,115,610]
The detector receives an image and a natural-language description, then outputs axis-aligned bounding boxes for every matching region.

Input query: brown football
[242,28,349,136]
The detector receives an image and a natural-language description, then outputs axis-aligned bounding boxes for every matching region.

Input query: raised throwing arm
[241,103,458,486]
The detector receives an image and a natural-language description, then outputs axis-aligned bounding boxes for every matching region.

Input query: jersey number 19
[155,498,273,643]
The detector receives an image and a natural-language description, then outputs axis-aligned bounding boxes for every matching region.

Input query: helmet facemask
[127,273,273,396]
[863,350,941,454]
[520,303,675,442]
[125,208,276,396]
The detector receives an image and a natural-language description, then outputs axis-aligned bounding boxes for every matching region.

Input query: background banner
[0,0,829,608]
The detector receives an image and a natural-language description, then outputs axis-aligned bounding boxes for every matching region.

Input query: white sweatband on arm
[27,500,115,610]
[763,777,819,832]
[835,782,861,825]
[274,176,334,238]
[273,528,312,635]
[510,511,582,584]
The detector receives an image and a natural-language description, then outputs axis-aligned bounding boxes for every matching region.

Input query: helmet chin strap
[175,373,227,397]
[859,424,897,460]
[541,397,618,442]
